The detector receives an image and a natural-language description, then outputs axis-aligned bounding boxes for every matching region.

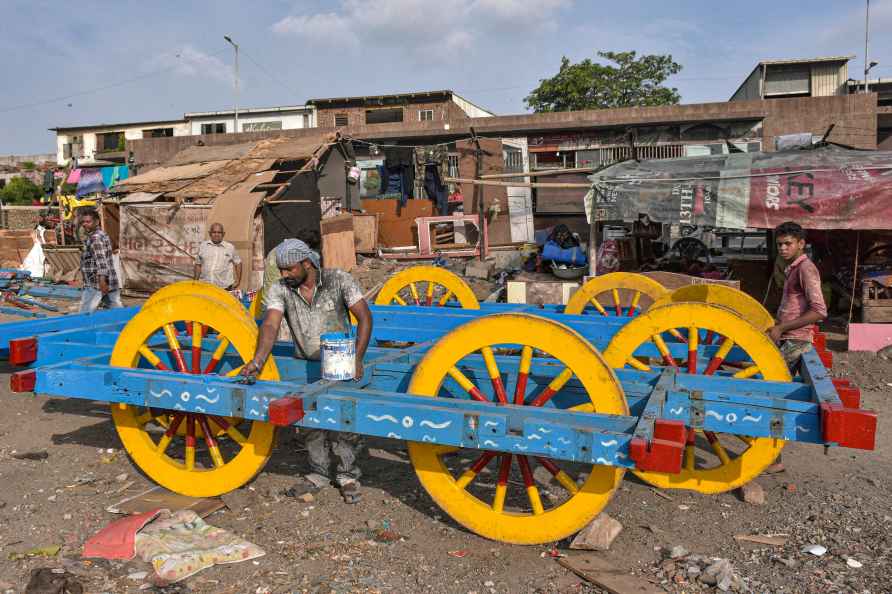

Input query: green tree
[0,176,43,204]
[525,51,683,112]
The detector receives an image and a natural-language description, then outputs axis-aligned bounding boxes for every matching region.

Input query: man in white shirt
[194,223,242,290]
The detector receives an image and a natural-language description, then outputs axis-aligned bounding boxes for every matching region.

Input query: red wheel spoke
[191,322,203,374]
[481,347,507,404]
[138,346,170,371]
[612,289,622,316]
[687,326,698,374]
[514,346,533,405]
[447,367,489,402]
[517,456,544,515]
[529,368,573,407]
[652,335,678,369]
[704,330,715,345]
[492,454,512,512]
[627,291,641,317]
[533,456,579,494]
[455,451,497,490]
[197,415,225,468]
[704,338,735,376]
[425,282,434,306]
[162,324,187,373]
[202,337,231,375]
[184,414,197,470]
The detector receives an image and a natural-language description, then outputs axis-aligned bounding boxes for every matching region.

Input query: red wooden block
[629,419,686,473]
[10,369,36,392]
[9,337,37,366]
[831,379,861,408]
[820,403,877,451]
[817,349,833,369]
[813,332,827,351]
[268,396,305,426]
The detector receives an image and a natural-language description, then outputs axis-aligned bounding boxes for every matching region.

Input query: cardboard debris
[106,486,225,518]
[734,534,788,546]
[557,554,662,594]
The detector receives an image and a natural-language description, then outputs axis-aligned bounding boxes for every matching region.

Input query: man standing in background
[79,208,123,313]
[195,223,242,292]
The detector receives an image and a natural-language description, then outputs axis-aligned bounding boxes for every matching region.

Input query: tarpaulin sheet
[591,146,892,230]
[119,203,205,293]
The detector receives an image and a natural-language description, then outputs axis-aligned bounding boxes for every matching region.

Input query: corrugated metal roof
[758,55,853,66]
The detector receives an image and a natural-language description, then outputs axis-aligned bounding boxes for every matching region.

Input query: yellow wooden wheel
[564,272,668,317]
[408,313,627,544]
[144,280,245,313]
[109,294,279,497]
[652,284,775,331]
[376,266,479,309]
[603,302,790,494]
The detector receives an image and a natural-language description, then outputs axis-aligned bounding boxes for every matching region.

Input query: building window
[365,108,403,125]
[144,127,174,138]
[201,123,226,135]
[419,109,434,122]
[242,121,283,132]
[447,154,459,178]
[97,132,125,152]
[334,113,349,127]
[303,113,310,128]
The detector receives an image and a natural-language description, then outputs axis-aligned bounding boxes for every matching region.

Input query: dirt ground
[0,286,889,593]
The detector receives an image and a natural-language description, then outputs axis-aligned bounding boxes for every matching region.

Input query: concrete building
[730,56,852,101]
[307,90,493,129]
[51,119,190,167]
[184,104,315,135]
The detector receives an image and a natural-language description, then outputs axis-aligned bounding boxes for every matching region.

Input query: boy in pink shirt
[764,222,827,474]
[767,221,828,372]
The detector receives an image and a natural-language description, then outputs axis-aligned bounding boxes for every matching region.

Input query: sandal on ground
[283,477,326,498]
[339,482,362,504]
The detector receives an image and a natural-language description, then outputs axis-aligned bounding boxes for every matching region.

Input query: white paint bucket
[320,332,356,380]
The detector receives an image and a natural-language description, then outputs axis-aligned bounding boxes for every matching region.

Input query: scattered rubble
[569,513,623,551]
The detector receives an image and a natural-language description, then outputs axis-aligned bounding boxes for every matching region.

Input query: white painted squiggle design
[601,439,618,447]
[323,406,335,412]
[249,408,260,416]
[173,403,184,411]
[596,457,609,464]
[422,435,436,442]
[670,407,683,415]
[538,428,552,434]
[194,406,206,413]
[326,418,337,425]
[483,440,498,447]
[558,437,571,445]
[742,414,762,423]
[206,387,217,393]
[420,420,451,429]
[367,414,399,424]
[484,421,499,428]
[150,389,172,399]
[796,425,810,433]
[706,410,724,421]
[514,444,528,451]
[615,452,627,460]
[386,432,402,439]
[527,434,542,441]
[195,393,219,404]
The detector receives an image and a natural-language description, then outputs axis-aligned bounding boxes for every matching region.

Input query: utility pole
[224,35,240,133]
[865,0,871,94]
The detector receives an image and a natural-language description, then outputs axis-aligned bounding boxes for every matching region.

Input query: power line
[0,47,229,115]
[239,48,302,100]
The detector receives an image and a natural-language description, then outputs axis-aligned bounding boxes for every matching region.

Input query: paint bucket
[320,332,356,381]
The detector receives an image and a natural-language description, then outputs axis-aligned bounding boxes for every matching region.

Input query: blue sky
[1,0,887,155]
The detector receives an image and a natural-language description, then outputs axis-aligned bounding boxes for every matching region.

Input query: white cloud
[271,0,570,53]
[149,45,231,84]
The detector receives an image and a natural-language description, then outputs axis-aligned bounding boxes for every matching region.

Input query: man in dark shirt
[78,208,123,313]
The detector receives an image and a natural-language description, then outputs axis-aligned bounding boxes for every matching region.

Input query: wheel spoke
[517,456,545,515]
[138,345,170,371]
[197,415,225,468]
[652,334,678,368]
[425,282,435,306]
[480,347,507,404]
[162,324,188,373]
[156,413,184,456]
[529,367,573,407]
[191,322,203,374]
[492,455,512,512]
[437,290,454,306]
[704,338,735,375]
[733,364,761,379]
[447,366,489,402]
[392,294,407,306]
[627,291,641,317]
[704,431,731,465]
[626,357,652,372]
[687,326,698,373]
[704,330,715,345]
[534,456,579,494]
[588,297,608,316]
[135,411,154,427]
[611,288,622,316]
[409,282,421,305]
[184,414,196,470]
[202,337,231,374]
[210,415,247,444]
[455,451,496,490]
[514,346,533,405]
[668,328,687,344]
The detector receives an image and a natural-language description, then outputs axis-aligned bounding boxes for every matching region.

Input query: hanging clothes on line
[76,168,106,197]
[423,164,448,215]
[66,169,82,184]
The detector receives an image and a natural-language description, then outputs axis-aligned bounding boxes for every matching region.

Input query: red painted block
[820,403,877,451]
[10,369,36,392]
[813,332,827,351]
[629,419,686,473]
[817,349,833,369]
[9,337,37,366]
[268,396,305,426]
[831,379,861,408]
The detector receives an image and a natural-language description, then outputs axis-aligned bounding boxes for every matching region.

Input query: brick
[570,513,624,551]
